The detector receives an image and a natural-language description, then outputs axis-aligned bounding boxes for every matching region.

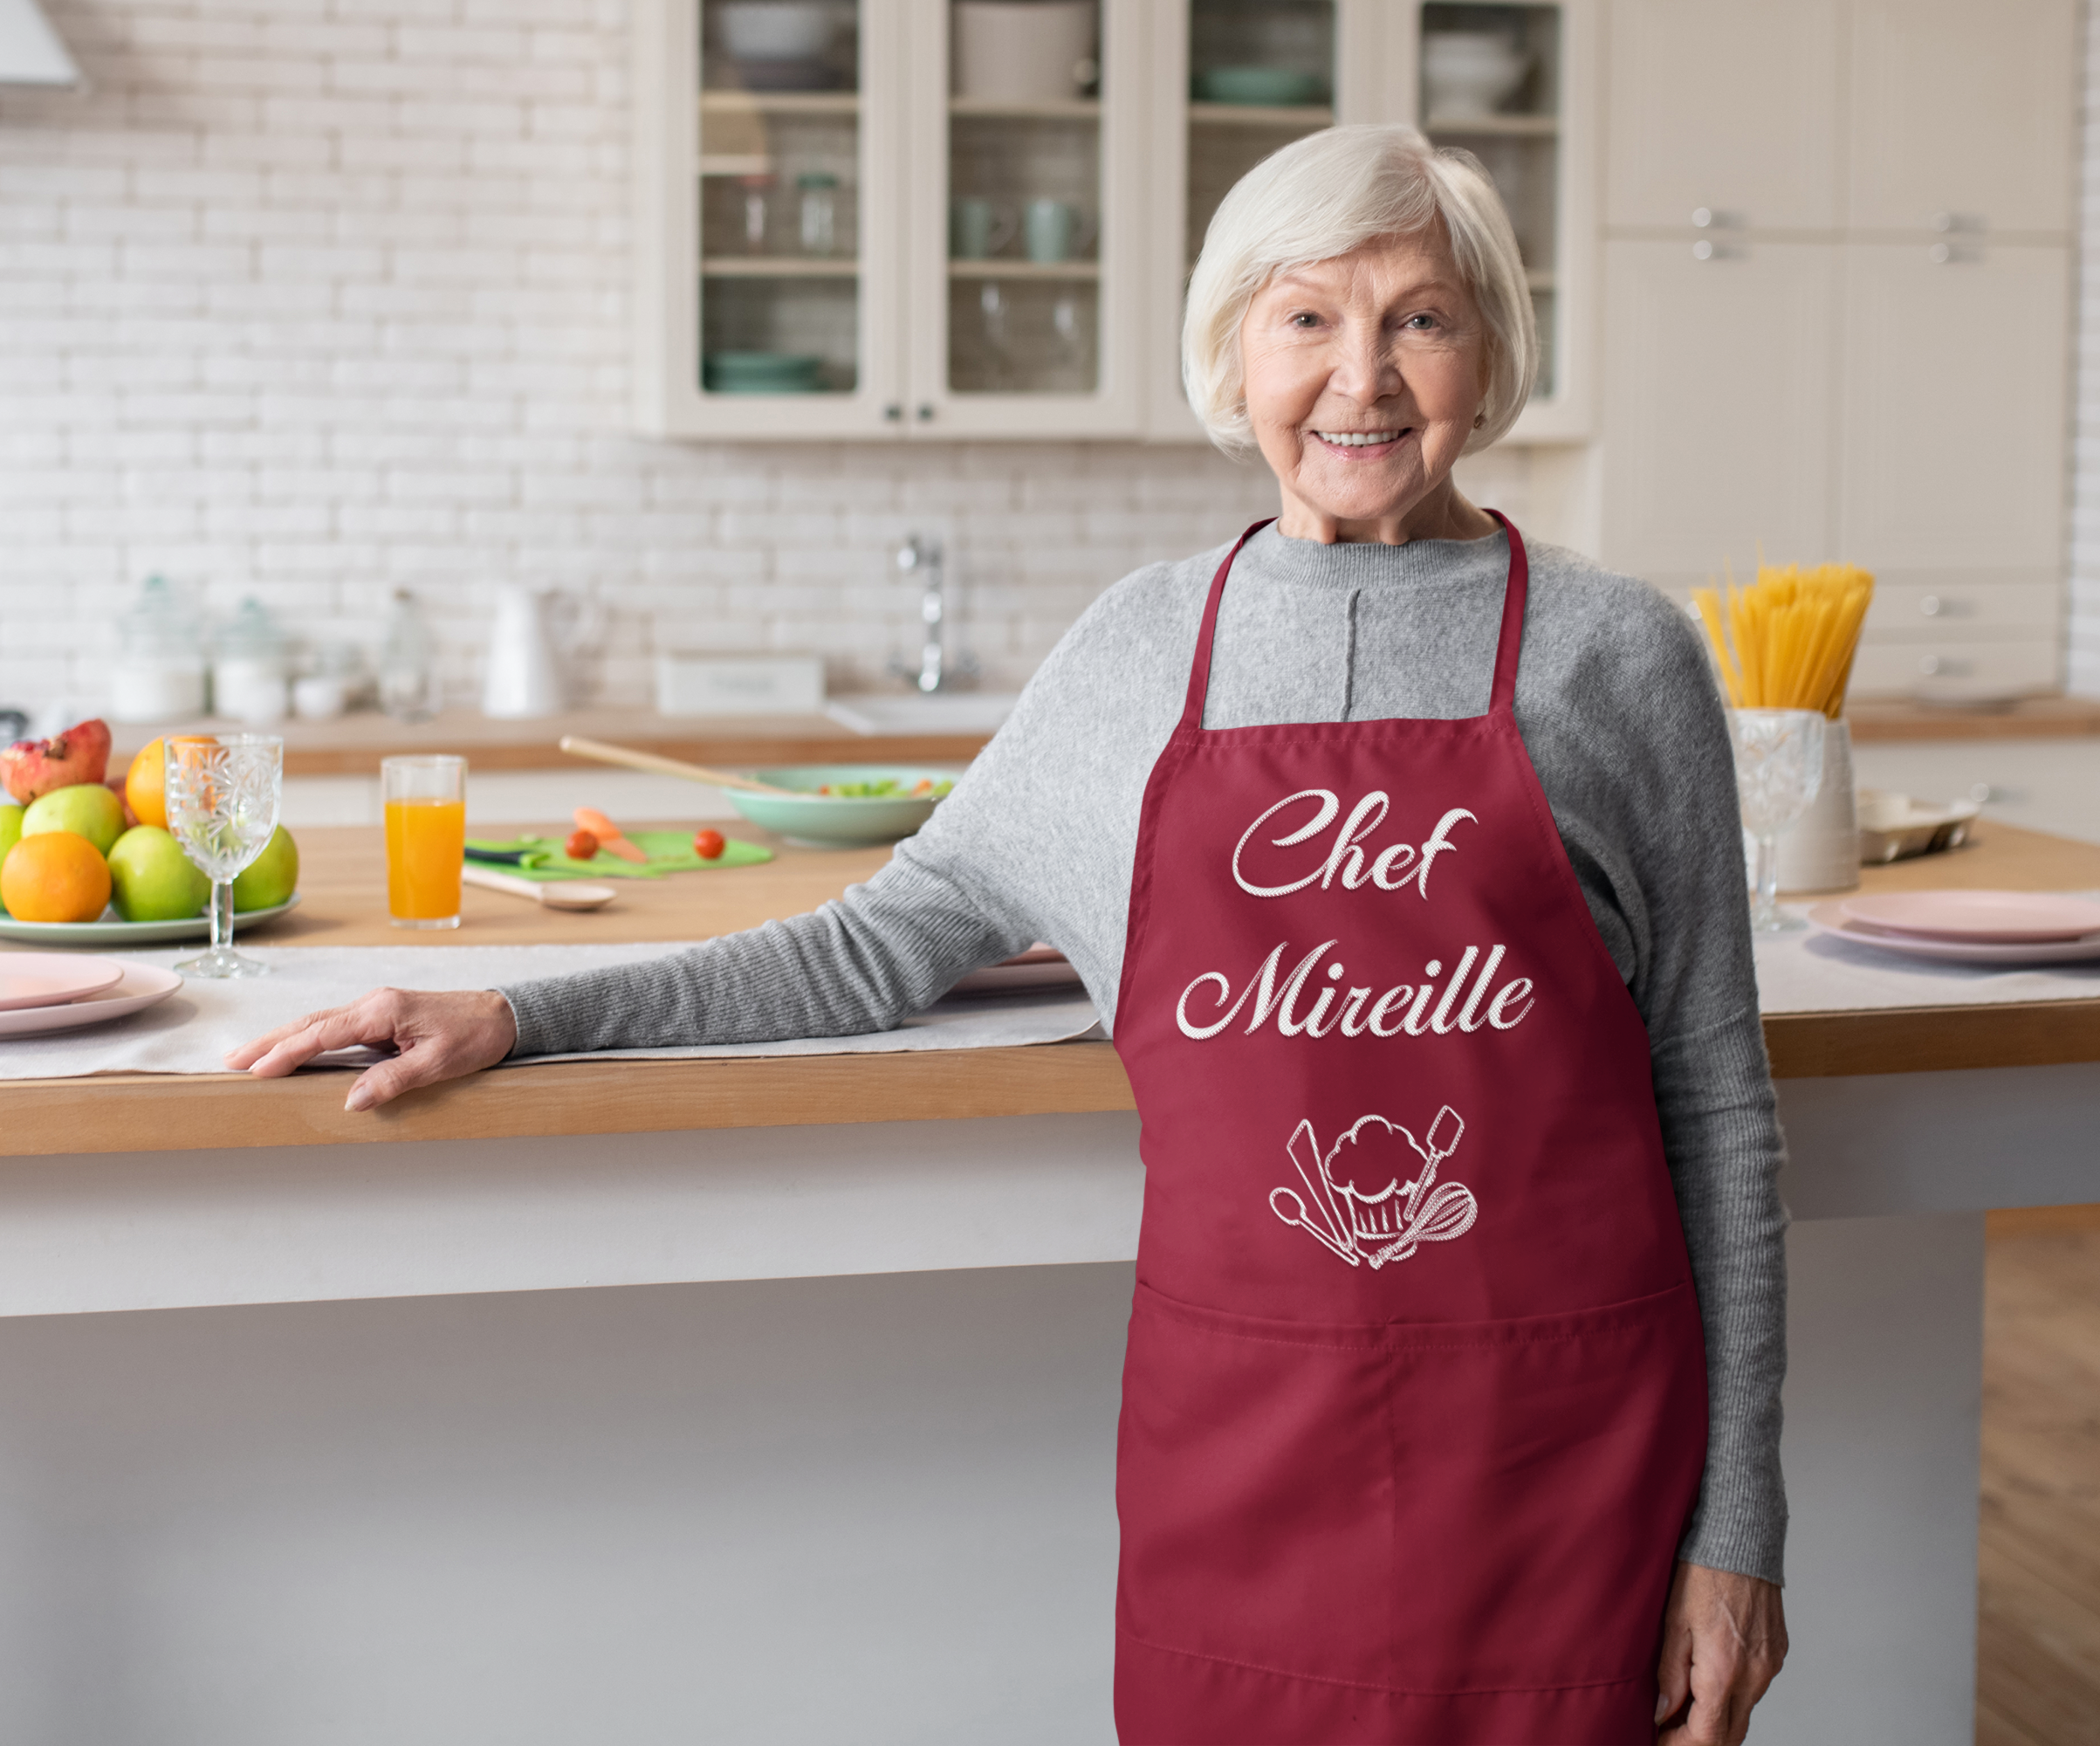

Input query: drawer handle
[1918,594,1942,616]
[1692,207,1713,228]
[1919,655,1974,677]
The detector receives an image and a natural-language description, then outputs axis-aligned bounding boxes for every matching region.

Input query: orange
[126,736,168,830]
[1,830,113,923]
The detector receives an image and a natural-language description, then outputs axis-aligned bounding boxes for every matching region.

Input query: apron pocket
[1116,1280,1706,1697]
[1118,1283,1401,1688]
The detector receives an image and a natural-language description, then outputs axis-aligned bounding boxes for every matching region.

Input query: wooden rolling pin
[557,735,801,796]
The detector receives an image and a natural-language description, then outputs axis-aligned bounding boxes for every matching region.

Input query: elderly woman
[235,126,1788,1744]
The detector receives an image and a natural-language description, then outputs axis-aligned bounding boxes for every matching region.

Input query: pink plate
[0,953,127,1012]
[0,963,185,1038]
[1837,890,2100,944]
[1806,904,2100,965]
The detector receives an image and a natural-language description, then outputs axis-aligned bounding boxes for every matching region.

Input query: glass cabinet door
[1418,3,1569,412]
[1186,1,1337,264]
[634,0,902,436]
[905,0,1143,436]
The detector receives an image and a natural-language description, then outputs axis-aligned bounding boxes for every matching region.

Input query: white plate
[1807,904,2100,965]
[0,962,185,1039]
[0,953,126,1011]
[0,894,299,946]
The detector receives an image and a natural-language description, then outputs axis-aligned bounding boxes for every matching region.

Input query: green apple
[106,826,211,923]
[21,782,126,856]
[232,824,299,911]
[0,804,21,912]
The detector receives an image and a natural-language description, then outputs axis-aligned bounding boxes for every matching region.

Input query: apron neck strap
[1485,509,1528,717]
[1178,512,1530,730]
[1178,518,1275,732]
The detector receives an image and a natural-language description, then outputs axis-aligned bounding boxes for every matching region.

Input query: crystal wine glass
[163,734,285,978]
[1726,709,1826,934]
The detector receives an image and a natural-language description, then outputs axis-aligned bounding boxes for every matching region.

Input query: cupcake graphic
[1268,1106,1478,1269]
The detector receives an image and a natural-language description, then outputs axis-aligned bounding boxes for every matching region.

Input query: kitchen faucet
[890,533,976,693]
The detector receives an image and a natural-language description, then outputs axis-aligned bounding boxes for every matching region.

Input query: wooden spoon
[461,863,619,911]
[558,735,804,796]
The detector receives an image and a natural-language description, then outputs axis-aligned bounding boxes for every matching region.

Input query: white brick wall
[0,0,1591,718]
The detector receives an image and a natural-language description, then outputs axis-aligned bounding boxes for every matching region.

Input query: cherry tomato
[565,828,599,860]
[693,828,726,861]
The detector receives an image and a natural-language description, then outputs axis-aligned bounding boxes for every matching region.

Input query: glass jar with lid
[212,598,291,725]
[798,171,839,256]
[378,588,442,723]
[109,575,209,724]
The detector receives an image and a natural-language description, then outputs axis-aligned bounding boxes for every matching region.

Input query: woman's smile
[1309,427,1412,457]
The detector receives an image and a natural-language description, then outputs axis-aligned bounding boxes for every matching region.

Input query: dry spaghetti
[1692,562,1875,718]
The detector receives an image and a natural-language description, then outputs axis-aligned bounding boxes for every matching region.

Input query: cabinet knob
[1928,243,1952,264]
[1918,594,1943,617]
[1692,239,1716,261]
[883,402,902,422]
[1919,656,1943,676]
[1692,207,1713,228]
[916,402,935,422]
[1931,212,1954,233]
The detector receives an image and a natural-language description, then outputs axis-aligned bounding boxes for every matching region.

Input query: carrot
[573,805,649,863]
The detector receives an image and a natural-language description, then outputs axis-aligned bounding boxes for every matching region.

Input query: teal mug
[1024,198,1097,264]
[950,196,1017,260]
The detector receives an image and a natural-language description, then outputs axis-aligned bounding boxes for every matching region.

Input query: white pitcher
[481,586,566,718]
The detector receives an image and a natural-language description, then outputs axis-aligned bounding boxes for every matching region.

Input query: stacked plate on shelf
[1805,890,2100,965]
[0,953,183,1040]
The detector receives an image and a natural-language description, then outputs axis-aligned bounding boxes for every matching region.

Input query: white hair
[1182,124,1538,457]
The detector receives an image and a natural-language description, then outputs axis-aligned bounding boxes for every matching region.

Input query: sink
[825,692,1021,736]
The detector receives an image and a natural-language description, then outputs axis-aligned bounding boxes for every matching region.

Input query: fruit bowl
[0,893,300,947]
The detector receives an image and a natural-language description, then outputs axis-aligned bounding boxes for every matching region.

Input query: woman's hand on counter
[1653,1561,1788,1743]
[226,988,519,1111]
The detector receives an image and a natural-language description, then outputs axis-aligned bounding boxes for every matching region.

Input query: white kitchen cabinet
[634,0,1148,440]
[1846,0,2077,237]
[1602,0,1844,232]
[1598,239,1838,579]
[635,0,1602,443]
[1850,636,2064,702]
[1836,243,2069,570]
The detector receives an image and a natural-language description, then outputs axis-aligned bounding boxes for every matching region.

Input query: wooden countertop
[106,707,995,777]
[3,821,2098,1157]
[1848,694,2100,743]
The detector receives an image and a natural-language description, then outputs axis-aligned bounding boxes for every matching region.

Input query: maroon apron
[1109,517,1708,1744]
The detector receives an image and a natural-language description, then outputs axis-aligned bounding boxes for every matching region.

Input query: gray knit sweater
[502,525,1788,1585]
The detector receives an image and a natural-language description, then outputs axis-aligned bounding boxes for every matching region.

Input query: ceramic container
[1774,717,1862,894]
[953,0,1095,104]
[481,586,566,719]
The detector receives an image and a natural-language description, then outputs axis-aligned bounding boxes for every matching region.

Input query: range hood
[0,0,81,87]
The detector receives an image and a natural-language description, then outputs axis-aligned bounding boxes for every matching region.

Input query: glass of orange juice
[381,754,466,929]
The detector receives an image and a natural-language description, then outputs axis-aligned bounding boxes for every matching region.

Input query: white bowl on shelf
[718,2,833,62]
[1422,32,1531,120]
[953,0,1095,104]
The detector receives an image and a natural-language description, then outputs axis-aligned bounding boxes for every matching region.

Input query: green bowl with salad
[727,765,961,848]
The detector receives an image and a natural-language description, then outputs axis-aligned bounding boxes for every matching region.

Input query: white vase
[1774,717,1860,894]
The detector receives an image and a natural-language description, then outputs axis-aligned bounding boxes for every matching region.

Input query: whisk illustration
[1268,1106,1479,1270]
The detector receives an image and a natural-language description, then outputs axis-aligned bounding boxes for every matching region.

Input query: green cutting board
[465,831,773,881]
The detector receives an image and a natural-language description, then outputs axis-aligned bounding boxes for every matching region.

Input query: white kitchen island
[1,824,2096,1745]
